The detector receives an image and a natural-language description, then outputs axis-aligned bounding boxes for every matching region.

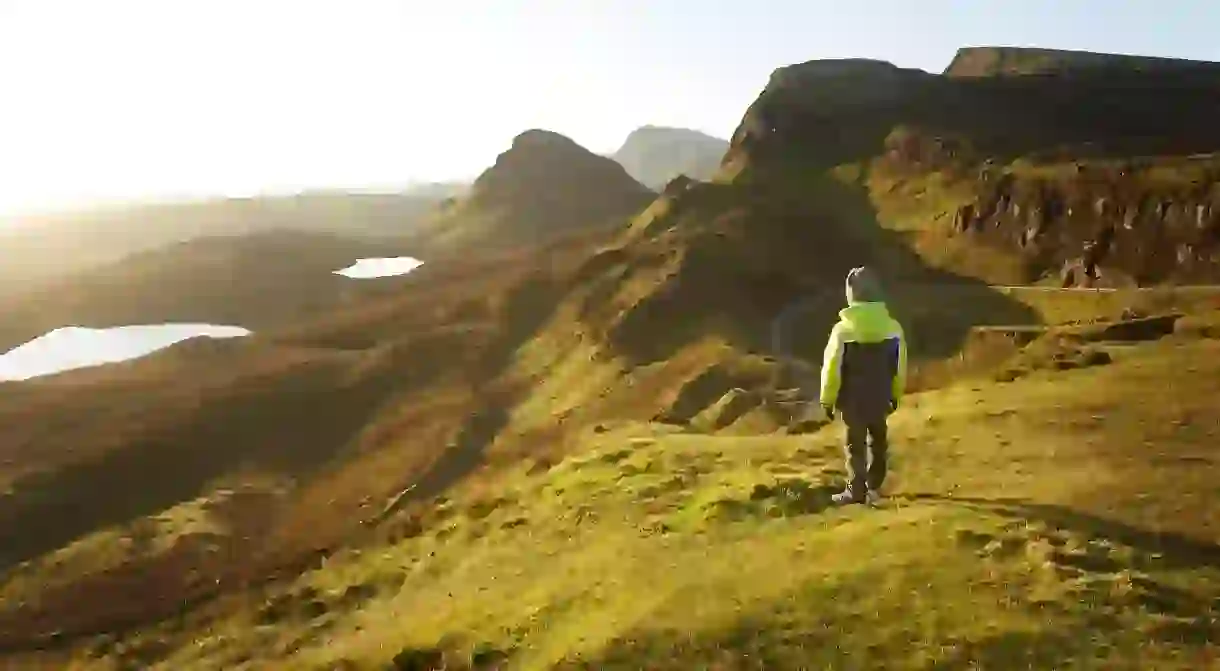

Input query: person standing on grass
[819,266,907,506]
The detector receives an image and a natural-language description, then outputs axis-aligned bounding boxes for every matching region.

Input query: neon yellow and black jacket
[818,301,907,416]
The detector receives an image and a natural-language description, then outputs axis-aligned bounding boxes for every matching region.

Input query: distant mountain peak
[414,129,654,251]
[625,125,719,137]
[612,126,729,189]
[475,129,645,197]
[509,128,581,149]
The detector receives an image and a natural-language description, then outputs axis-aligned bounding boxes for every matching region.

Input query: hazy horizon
[3,0,1219,218]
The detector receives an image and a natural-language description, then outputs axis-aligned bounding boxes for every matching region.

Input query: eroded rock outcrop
[945,163,1220,285]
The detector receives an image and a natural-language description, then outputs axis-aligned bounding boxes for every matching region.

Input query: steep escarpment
[935,157,1220,286]
[728,55,1220,175]
[944,46,1220,78]
[720,52,1220,285]
[413,130,655,254]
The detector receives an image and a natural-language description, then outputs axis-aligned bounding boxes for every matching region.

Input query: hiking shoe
[831,490,864,506]
[866,489,883,505]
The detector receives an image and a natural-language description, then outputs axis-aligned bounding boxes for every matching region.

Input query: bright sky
[2,0,1218,217]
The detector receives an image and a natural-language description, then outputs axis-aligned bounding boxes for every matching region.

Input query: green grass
[64,336,1220,670]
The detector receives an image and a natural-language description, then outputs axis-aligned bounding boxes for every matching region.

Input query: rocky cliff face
[720,49,1220,286]
[943,159,1220,286]
[730,54,1220,169]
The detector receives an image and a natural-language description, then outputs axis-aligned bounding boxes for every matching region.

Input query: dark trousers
[843,412,889,496]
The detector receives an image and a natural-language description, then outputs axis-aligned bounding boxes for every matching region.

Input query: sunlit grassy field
[34,331,1216,670]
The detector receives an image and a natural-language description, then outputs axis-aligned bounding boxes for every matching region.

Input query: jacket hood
[838,302,898,342]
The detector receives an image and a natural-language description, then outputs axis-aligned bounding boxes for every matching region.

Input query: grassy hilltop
[1,46,1220,669]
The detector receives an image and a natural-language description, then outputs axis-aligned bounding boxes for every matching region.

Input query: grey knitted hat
[845,266,884,304]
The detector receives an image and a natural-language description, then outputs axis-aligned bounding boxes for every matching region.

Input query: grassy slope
[45,328,1220,670]
[7,225,1213,668]
[0,235,583,634]
[0,228,646,652]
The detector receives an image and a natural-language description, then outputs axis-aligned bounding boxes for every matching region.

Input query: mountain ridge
[944,45,1220,77]
[723,49,1220,285]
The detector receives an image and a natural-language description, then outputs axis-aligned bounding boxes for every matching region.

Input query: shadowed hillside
[611,125,729,189]
[412,130,655,254]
